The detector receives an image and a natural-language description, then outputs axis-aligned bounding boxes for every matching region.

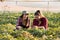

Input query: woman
[16,11,30,30]
[32,10,48,29]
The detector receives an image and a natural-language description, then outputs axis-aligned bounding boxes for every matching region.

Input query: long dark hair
[20,14,24,18]
[20,14,29,25]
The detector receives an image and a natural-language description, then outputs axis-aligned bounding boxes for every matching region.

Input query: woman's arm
[16,17,22,30]
[32,19,38,28]
[40,18,48,29]
[26,19,30,27]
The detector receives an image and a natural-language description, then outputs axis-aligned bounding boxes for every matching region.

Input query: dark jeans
[20,24,29,28]
[16,24,29,30]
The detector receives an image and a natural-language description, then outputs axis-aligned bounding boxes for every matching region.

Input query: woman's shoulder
[40,17,48,21]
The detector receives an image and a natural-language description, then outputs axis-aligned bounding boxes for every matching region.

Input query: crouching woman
[32,10,48,30]
[16,11,30,30]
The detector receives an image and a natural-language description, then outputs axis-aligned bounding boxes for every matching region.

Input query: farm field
[0,11,60,40]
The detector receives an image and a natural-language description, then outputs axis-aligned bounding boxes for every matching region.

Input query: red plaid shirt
[33,17,48,29]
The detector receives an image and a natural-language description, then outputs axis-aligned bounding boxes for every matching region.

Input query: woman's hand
[32,26,38,29]
[16,26,22,30]
[26,24,29,27]
[38,26,45,29]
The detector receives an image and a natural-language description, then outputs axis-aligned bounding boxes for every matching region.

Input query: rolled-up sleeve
[40,18,48,29]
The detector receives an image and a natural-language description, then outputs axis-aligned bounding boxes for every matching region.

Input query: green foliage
[0,11,60,40]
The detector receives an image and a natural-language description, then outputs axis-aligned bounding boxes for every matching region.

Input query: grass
[0,11,60,40]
